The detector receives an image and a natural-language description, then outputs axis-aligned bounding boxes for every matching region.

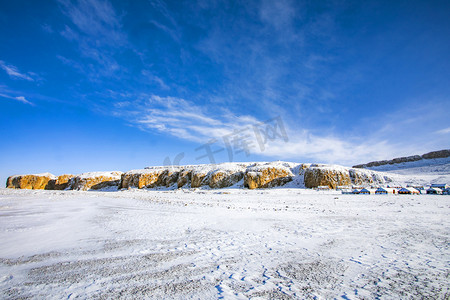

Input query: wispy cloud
[57,0,127,78]
[58,0,125,46]
[148,0,181,42]
[115,94,255,143]
[141,70,170,90]
[0,93,34,105]
[48,1,449,165]
[113,94,401,165]
[435,127,450,134]
[149,0,177,25]
[14,96,33,105]
[192,0,341,125]
[259,132,398,166]
[259,0,297,31]
[0,60,35,81]
[41,23,54,34]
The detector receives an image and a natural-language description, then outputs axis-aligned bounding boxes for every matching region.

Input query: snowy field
[0,188,449,299]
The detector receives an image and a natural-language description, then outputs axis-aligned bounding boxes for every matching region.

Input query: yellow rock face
[138,172,165,188]
[244,167,293,189]
[120,169,181,189]
[7,174,55,190]
[304,167,352,189]
[69,172,123,191]
[51,174,75,190]
[209,170,244,189]
[120,170,168,189]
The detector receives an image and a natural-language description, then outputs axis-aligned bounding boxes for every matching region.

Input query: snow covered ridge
[6,172,123,191]
[353,149,450,169]
[8,161,443,191]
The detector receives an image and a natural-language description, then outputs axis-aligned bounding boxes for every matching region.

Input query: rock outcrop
[348,168,392,186]
[209,170,243,188]
[208,164,246,189]
[68,171,123,191]
[6,173,55,190]
[120,168,169,189]
[422,149,450,159]
[304,167,352,189]
[191,168,212,188]
[348,168,374,185]
[244,163,294,189]
[177,169,192,188]
[6,161,403,191]
[47,174,75,190]
[164,169,180,187]
[304,166,395,188]
[353,149,450,168]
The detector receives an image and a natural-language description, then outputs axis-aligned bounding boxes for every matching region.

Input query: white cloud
[113,94,402,166]
[126,95,255,142]
[14,96,33,105]
[149,0,179,30]
[435,127,450,134]
[146,0,182,43]
[57,0,127,78]
[0,93,34,105]
[141,70,170,90]
[259,131,397,166]
[0,61,34,81]
[58,0,125,45]
[149,20,180,43]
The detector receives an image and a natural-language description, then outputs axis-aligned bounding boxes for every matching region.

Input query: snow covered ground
[0,188,449,299]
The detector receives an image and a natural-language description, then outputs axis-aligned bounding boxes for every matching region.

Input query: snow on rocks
[68,171,123,191]
[304,165,395,189]
[304,165,352,189]
[190,166,214,188]
[122,163,248,189]
[120,168,173,189]
[208,163,247,188]
[6,173,56,190]
[348,168,393,186]
[47,174,75,190]
[5,160,446,191]
[244,162,297,189]
[189,163,247,189]
[177,168,192,188]
[209,168,244,188]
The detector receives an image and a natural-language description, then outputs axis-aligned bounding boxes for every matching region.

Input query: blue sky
[1,0,449,182]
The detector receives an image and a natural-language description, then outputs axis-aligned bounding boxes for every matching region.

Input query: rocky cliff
[303,165,394,189]
[120,168,172,189]
[304,166,351,189]
[6,161,402,191]
[46,175,75,190]
[244,163,294,189]
[6,173,56,190]
[68,172,123,191]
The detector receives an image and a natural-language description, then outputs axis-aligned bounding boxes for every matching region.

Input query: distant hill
[353,149,450,175]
